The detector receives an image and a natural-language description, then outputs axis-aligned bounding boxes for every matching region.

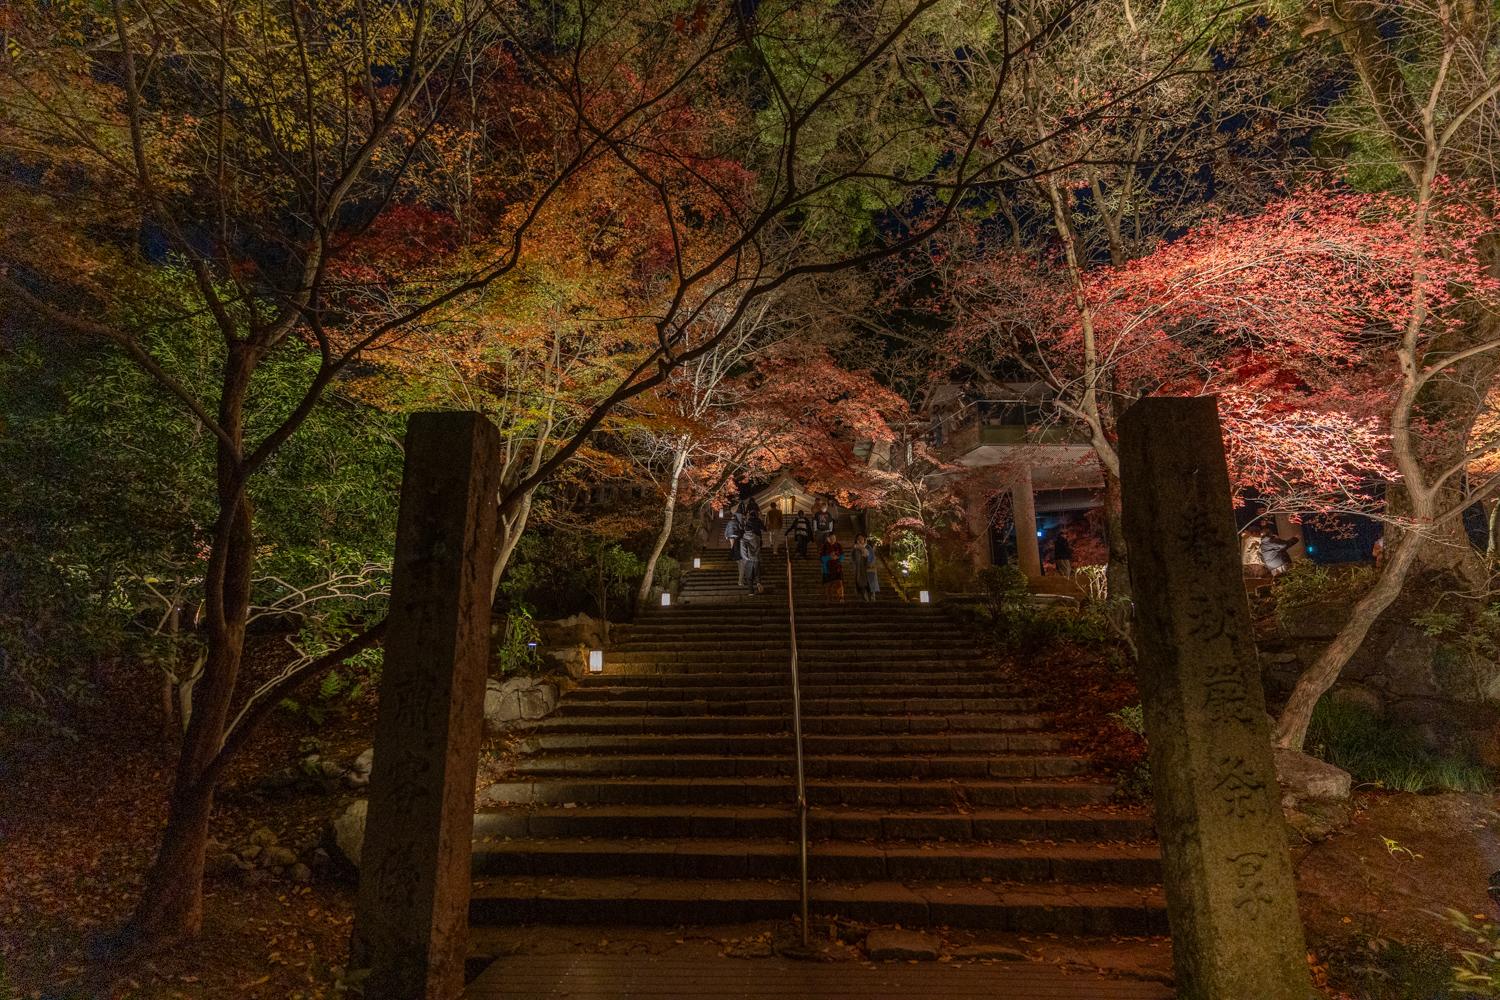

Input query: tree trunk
[1273,535,1419,750]
[636,445,689,608]
[128,348,257,948]
[129,498,254,945]
[1101,468,1131,601]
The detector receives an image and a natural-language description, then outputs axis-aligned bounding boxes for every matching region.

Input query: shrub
[1307,699,1492,793]
[1273,562,1377,629]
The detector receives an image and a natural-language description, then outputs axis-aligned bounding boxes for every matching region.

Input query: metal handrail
[784,544,810,948]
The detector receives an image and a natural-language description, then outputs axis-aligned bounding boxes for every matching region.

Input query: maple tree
[2,0,1176,949]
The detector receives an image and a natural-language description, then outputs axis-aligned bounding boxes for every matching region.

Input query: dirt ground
[3,655,1496,999]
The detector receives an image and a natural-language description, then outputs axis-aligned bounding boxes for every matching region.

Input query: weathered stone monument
[352,411,502,1000]
[1118,397,1311,999]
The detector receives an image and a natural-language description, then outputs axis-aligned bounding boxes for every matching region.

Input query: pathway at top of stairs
[469,589,1169,990]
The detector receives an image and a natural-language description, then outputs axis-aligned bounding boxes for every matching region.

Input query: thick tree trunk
[636,445,688,608]
[129,499,254,946]
[128,348,257,948]
[1273,536,1419,749]
[1101,468,1130,601]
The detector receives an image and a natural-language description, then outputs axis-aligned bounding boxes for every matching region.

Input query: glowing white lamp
[693,557,701,569]
[919,590,931,604]
[661,592,672,607]
[589,650,604,673]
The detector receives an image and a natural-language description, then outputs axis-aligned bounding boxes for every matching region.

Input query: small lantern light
[589,650,604,673]
[661,592,672,607]
[919,590,931,604]
[693,557,701,569]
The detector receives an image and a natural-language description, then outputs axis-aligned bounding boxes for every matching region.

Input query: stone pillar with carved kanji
[1119,396,1312,999]
[351,411,502,1000]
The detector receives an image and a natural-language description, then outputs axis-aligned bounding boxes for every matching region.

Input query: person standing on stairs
[812,504,834,547]
[851,533,871,601]
[787,510,813,558]
[821,531,845,601]
[740,512,764,594]
[766,505,783,554]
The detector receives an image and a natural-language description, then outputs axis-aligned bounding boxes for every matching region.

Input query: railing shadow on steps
[784,544,810,950]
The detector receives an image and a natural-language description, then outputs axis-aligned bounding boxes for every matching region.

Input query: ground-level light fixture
[919,590,931,603]
[693,557,701,569]
[589,650,604,673]
[661,592,672,607]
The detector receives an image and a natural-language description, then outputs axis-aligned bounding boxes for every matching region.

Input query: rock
[1329,683,1384,716]
[263,845,298,868]
[1273,747,1353,841]
[249,826,279,847]
[309,847,332,868]
[290,863,314,884]
[1273,747,1351,803]
[235,843,263,862]
[950,944,1029,961]
[244,869,272,887]
[866,929,939,961]
[331,799,368,869]
[345,747,375,788]
[204,848,241,878]
[485,676,561,730]
[518,682,559,720]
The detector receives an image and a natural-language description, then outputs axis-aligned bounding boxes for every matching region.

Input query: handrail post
[785,544,810,949]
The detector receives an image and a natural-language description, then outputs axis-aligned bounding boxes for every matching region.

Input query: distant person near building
[766,505,784,554]
[1052,531,1073,577]
[1258,526,1301,578]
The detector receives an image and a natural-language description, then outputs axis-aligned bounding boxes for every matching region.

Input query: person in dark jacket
[820,532,845,601]
[787,511,814,558]
[1052,531,1073,577]
[740,514,764,592]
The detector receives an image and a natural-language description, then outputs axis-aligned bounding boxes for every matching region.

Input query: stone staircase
[469,597,1166,938]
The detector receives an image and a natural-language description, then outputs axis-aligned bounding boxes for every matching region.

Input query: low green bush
[1273,562,1377,629]
[1307,699,1492,794]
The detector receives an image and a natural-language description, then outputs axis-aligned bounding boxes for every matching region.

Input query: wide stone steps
[554,697,1038,717]
[471,838,1161,884]
[473,805,1155,842]
[471,598,1164,941]
[469,877,1167,934]
[477,776,1115,808]
[512,712,1049,735]
[516,731,1071,755]
[506,753,1086,780]
[569,681,1030,700]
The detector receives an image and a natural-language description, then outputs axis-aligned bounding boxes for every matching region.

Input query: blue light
[527,642,538,648]
[1036,530,1045,538]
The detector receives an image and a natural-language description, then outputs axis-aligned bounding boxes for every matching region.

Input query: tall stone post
[352,411,502,1000]
[1011,464,1042,578]
[1118,397,1311,999]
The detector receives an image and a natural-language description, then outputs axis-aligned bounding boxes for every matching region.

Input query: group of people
[723,498,880,601]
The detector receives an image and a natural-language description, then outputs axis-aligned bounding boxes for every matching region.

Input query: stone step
[609,640,979,654]
[575,671,1017,689]
[513,713,1048,735]
[468,876,1167,934]
[505,753,1087,780]
[477,777,1115,808]
[593,659,998,674]
[470,838,1161,884]
[554,697,1038,717]
[568,682,1029,700]
[514,731,1070,756]
[472,805,1155,842]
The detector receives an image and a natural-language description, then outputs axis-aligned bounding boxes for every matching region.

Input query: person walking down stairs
[851,533,879,602]
[821,532,845,601]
